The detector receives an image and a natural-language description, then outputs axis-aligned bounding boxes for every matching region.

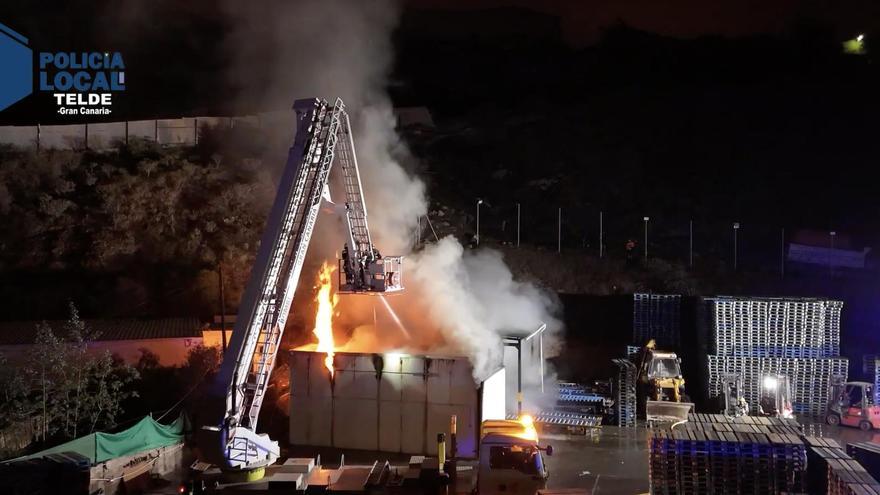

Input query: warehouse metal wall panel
[289,396,331,447]
[333,397,378,451]
[378,400,402,453]
[400,402,426,454]
[289,350,500,458]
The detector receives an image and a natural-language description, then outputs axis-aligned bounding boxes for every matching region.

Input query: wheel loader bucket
[646,400,695,424]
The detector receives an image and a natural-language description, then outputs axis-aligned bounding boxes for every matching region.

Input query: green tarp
[10,414,185,465]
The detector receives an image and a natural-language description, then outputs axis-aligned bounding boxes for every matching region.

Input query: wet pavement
[538,419,880,495]
[543,427,649,495]
[142,421,880,495]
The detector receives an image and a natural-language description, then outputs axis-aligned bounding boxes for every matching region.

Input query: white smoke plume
[223,0,561,381]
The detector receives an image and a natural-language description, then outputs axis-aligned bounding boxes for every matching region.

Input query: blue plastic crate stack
[863,355,880,403]
[612,358,637,427]
[649,413,806,494]
[634,293,682,348]
[705,297,849,418]
[509,382,607,433]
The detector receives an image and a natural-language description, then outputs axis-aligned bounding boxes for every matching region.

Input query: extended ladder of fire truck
[199,98,403,471]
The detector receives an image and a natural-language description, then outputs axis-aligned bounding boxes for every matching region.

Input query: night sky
[411,0,878,45]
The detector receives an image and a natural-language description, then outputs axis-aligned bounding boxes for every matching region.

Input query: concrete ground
[543,427,649,495]
[143,421,880,495]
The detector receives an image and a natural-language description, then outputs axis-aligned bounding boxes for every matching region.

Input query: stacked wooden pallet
[847,442,880,488]
[648,414,806,494]
[804,437,880,495]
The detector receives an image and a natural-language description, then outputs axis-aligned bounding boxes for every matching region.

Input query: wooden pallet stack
[648,414,806,494]
[846,442,880,491]
[804,437,880,494]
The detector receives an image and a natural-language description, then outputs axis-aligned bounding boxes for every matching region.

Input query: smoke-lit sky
[410,0,877,46]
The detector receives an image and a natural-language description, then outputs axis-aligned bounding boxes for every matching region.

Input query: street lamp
[733,222,740,271]
[476,199,483,245]
[829,231,837,277]
[643,217,650,261]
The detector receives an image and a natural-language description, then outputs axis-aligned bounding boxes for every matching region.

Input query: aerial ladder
[198,98,403,473]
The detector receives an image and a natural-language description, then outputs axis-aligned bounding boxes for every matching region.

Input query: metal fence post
[36,123,40,151]
[84,123,88,150]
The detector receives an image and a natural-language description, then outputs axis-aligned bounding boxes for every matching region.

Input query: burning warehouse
[288,350,506,458]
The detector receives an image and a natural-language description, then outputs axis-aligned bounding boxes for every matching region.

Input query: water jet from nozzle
[379,295,411,339]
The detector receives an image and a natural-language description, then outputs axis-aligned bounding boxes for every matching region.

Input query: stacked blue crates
[863,355,880,403]
[612,358,637,427]
[634,293,682,348]
[704,297,849,419]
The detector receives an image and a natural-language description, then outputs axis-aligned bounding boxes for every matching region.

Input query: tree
[17,304,140,443]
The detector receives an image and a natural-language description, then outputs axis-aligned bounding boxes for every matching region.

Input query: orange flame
[517,415,539,442]
[313,262,338,376]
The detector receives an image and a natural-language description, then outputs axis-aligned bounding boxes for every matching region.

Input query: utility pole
[643,217,650,261]
[599,211,604,258]
[733,222,740,272]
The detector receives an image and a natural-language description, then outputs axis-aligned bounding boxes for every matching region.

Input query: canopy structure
[9,414,186,465]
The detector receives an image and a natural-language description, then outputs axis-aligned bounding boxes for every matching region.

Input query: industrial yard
[2,1,880,495]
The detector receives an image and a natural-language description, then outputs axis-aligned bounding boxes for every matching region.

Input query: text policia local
[39,52,125,107]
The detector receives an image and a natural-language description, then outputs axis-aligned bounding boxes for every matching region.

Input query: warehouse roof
[0,318,203,345]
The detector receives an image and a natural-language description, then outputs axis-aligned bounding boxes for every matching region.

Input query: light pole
[781,228,785,278]
[643,217,650,261]
[476,199,483,245]
[689,220,694,268]
[733,222,740,271]
[516,203,521,247]
[557,207,562,254]
[829,231,836,277]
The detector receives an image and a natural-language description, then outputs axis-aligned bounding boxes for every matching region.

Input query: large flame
[313,261,338,376]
